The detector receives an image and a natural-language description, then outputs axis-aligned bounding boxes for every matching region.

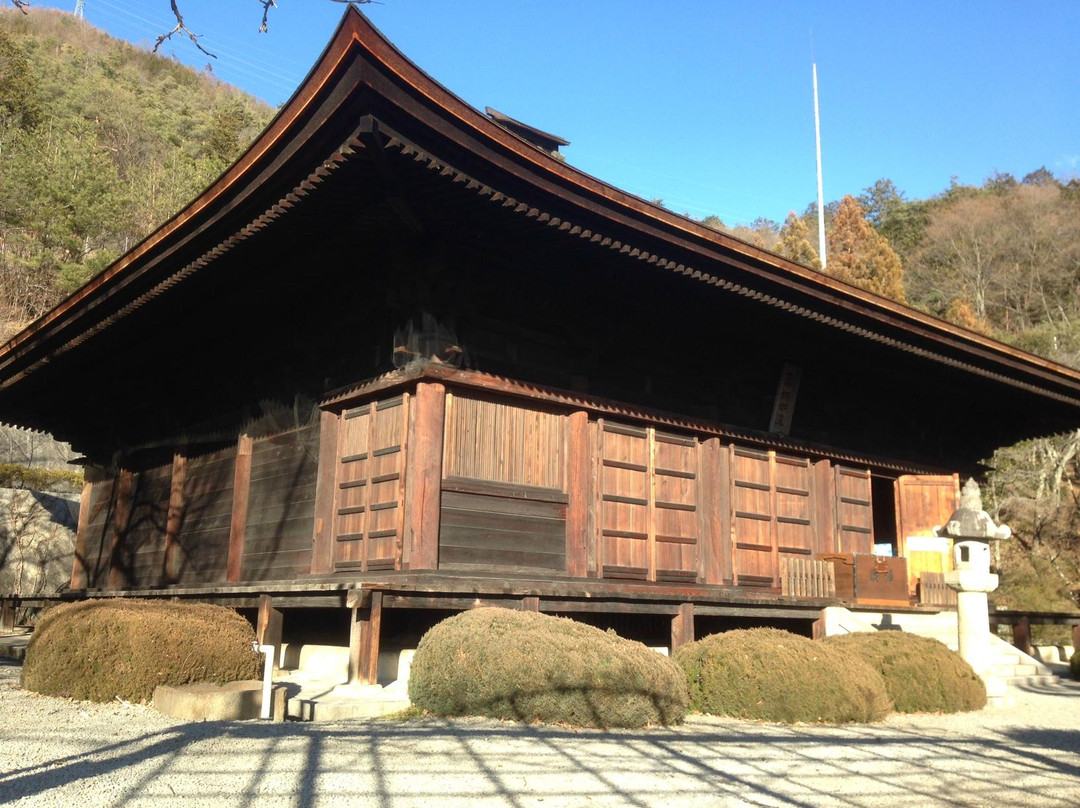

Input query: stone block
[153,680,264,721]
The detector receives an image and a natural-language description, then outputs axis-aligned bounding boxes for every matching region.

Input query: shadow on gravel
[4,713,1080,808]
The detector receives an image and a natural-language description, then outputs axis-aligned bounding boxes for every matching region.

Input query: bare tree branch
[258,1,278,34]
[153,0,217,59]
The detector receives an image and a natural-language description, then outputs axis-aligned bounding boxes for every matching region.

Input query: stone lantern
[939,479,1011,674]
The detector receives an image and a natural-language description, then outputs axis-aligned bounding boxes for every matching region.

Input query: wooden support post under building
[1073,625,1080,653]
[522,595,540,612]
[0,598,15,634]
[1012,616,1033,657]
[349,591,383,685]
[671,602,694,652]
[257,594,283,666]
[226,434,253,583]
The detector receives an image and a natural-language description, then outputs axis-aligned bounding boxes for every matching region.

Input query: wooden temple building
[3,9,1080,677]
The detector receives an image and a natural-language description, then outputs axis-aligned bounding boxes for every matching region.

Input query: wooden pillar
[1012,616,1033,656]
[565,411,591,578]
[257,594,283,668]
[812,459,837,554]
[108,469,134,589]
[671,602,694,652]
[70,476,94,590]
[311,410,341,575]
[403,382,445,571]
[699,438,728,585]
[226,434,254,583]
[0,598,14,634]
[162,452,186,585]
[1072,625,1080,653]
[522,595,540,612]
[349,590,383,685]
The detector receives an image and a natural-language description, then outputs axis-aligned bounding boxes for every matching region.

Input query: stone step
[1003,673,1059,687]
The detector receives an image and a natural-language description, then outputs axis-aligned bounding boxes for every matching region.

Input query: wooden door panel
[836,466,873,554]
[896,473,960,594]
[333,396,406,571]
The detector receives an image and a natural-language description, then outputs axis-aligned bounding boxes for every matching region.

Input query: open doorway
[871,474,898,556]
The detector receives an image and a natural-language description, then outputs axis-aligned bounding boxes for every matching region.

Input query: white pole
[813,62,827,269]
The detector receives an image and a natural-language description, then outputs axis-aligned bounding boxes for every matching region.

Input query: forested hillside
[0,10,1077,621]
[0,8,273,340]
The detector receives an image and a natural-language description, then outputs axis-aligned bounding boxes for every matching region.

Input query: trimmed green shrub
[1070,648,1080,678]
[0,463,83,493]
[408,608,688,728]
[674,628,892,723]
[21,599,261,703]
[824,631,986,713]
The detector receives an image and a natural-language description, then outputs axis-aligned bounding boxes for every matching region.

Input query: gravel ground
[2,658,1078,808]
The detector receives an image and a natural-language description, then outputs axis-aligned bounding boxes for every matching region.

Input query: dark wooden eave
[0,7,1079,459]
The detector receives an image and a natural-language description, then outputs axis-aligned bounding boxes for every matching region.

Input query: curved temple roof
[1,8,1078,459]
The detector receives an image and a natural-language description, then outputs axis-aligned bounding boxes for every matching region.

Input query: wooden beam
[162,452,186,585]
[522,595,540,611]
[403,382,445,570]
[71,477,94,589]
[565,410,591,578]
[349,590,383,685]
[108,470,134,589]
[671,602,694,651]
[226,434,254,583]
[311,409,341,575]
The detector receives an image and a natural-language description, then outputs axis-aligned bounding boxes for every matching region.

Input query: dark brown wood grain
[403,382,445,570]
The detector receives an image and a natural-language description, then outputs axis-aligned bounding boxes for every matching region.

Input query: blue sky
[27,0,1080,226]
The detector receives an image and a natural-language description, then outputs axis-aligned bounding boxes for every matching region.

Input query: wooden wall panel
[439,487,566,573]
[174,445,237,585]
[242,423,320,582]
[732,448,774,586]
[775,454,813,558]
[598,421,700,583]
[836,466,874,554]
[121,464,172,587]
[599,421,650,580]
[443,393,566,490]
[334,395,407,572]
[653,431,699,583]
[80,476,116,588]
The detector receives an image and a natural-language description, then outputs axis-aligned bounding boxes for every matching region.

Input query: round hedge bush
[823,631,986,713]
[408,608,688,728]
[21,599,261,703]
[674,628,892,723]
[1070,648,1080,678]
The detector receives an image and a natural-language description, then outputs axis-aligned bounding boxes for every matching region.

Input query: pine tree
[825,195,907,302]
[774,211,821,269]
